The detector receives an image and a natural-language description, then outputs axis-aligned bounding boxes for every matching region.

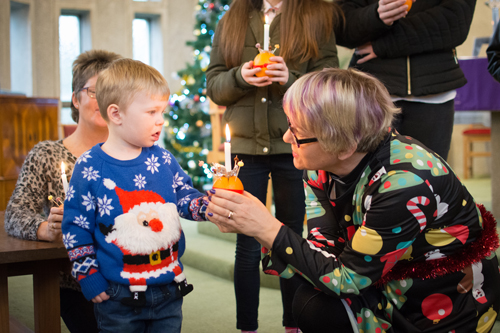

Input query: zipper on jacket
[406,56,411,95]
[452,48,458,64]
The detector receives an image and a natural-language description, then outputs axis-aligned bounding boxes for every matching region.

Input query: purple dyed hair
[283,68,400,155]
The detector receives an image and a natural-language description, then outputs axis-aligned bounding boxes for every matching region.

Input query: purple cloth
[455,57,500,111]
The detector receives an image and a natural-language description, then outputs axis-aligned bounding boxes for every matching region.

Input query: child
[61,58,208,333]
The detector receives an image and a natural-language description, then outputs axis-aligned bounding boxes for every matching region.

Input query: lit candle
[61,162,69,195]
[224,124,231,173]
[263,15,270,51]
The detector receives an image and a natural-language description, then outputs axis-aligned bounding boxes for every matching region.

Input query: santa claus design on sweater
[99,178,192,305]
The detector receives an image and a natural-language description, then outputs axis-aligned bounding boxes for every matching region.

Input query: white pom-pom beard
[105,202,181,254]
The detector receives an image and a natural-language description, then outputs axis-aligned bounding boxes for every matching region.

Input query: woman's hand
[206,189,282,249]
[355,42,377,64]
[378,0,410,26]
[92,291,110,303]
[37,204,64,242]
[265,56,289,85]
[241,61,273,87]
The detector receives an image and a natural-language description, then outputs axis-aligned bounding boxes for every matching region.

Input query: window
[10,1,32,96]
[133,18,151,65]
[58,11,91,124]
[133,14,163,73]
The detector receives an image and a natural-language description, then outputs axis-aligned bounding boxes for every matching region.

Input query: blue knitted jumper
[62,143,206,300]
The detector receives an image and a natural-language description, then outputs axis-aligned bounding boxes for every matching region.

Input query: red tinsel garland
[376,204,499,286]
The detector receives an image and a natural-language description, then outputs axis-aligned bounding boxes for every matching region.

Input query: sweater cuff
[78,272,109,301]
[189,196,208,221]
[262,225,299,278]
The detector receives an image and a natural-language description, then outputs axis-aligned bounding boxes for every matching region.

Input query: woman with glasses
[207,68,500,332]
[206,1,341,332]
[5,49,121,333]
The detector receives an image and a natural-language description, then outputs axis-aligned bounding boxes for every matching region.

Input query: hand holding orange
[405,0,412,11]
[253,51,277,77]
[213,176,244,194]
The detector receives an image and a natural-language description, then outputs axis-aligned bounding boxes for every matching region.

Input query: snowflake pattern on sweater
[62,143,206,300]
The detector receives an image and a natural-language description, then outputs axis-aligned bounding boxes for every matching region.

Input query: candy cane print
[310,227,337,247]
[406,196,430,232]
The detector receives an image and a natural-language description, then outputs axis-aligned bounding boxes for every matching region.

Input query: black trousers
[393,99,455,160]
[60,287,98,333]
[292,281,353,333]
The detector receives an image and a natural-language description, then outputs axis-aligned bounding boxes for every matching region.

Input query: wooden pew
[0,95,58,211]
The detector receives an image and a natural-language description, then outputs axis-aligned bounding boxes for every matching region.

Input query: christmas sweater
[62,143,206,300]
[263,130,500,333]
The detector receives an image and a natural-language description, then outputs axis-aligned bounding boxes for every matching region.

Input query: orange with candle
[254,51,278,78]
[253,14,278,77]
[209,124,244,193]
[213,175,244,194]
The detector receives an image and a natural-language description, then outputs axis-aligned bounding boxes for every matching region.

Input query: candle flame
[225,124,231,142]
[61,162,66,174]
[265,14,269,24]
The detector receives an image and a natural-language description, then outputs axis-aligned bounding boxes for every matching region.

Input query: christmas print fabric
[263,130,500,332]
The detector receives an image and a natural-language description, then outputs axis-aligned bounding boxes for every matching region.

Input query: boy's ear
[107,104,122,125]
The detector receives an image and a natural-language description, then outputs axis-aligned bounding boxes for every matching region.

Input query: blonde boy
[62,58,207,333]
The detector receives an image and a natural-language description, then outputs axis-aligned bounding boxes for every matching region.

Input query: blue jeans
[233,154,305,330]
[95,282,183,333]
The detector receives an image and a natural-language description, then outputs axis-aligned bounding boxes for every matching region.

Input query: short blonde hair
[96,58,170,121]
[283,68,400,155]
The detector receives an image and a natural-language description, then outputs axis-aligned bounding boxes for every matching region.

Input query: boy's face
[118,91,168,149]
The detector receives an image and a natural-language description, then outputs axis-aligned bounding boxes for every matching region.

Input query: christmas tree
[164,0,231,191]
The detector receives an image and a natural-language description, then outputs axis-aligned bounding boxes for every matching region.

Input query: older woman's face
[283,116,343,173]
[73,75,107,129]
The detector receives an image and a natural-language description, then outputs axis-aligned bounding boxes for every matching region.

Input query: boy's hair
[71,49,122,123]
[96,58,170,121]
[283,68,400,155]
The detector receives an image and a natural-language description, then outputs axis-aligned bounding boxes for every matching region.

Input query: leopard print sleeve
[4,140,76,240]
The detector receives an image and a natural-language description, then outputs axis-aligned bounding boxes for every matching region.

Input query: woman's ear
[337,145,358,161]
[107,104,122,125]
[71,92,79,109]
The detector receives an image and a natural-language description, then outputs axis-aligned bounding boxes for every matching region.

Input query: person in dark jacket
[488,23,500,82]
[206,0,341,332]
[336,0,476,160]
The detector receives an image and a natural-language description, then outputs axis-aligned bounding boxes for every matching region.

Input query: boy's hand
[92,291,110,303]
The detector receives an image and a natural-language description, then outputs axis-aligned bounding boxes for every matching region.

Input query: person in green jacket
[206,1,341,332]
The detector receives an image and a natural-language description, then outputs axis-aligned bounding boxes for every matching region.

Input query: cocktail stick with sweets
[203,156,245,194]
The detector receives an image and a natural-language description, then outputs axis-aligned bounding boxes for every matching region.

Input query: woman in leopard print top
[5,140,76,240]
[4,49,121,333]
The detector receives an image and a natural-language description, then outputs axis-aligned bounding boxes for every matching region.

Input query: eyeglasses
[286,116,318,148]
[79,87,96,99]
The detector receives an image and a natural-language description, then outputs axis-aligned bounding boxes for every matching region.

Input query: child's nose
[156,116,165,126]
